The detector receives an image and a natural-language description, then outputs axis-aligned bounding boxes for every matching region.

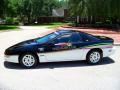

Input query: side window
[81,33,99,42]
[71,33,82,43]
[82,34,91,42]
[53,34,71,44]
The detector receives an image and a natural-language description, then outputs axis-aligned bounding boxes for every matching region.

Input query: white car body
[5,46,115,63]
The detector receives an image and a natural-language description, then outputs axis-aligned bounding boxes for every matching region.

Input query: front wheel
[87,51,102,64]
[19,54,38,68]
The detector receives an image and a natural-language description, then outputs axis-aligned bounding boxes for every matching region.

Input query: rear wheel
[19,54,38,68]
[87,50,102,64]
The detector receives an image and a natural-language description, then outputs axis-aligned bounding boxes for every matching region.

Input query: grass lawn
[29,22,67,29]
[46,23,67,29]
[0,25,20,32]
[0,22,67,32]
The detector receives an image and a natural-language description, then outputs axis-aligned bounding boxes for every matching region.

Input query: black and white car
[4,30,115,68]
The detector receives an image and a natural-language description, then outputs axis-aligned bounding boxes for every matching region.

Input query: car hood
[8,39,38,50]
[5,39,41,55]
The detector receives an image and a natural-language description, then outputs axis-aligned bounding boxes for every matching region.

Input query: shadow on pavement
[4,57,115,70]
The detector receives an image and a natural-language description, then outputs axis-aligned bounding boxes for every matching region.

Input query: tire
[19,53,38,68]
[86,50,102,64]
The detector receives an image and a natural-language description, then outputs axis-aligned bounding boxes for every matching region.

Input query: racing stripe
[81,43,113,49]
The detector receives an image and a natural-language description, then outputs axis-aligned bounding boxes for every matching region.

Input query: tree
[69,0,120,24]
[18,0,60,23]
[69,0,86,24]
[0,0,6,18]
[0,0,60,23]
[110,0,120,23]
[69,0,86,16]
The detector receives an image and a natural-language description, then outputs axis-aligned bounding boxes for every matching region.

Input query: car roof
[57,30,79,34]
[56,30,98,39]
[56,30,90,36]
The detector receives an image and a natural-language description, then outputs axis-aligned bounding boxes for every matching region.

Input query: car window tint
[87,34,100,41]
[54,34,71,43]
[81,33,99,42]
[71,32,82,43]
[36,33,58,44]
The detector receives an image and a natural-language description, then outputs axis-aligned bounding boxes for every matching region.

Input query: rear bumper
[4,55,19,63]
[103,47,116,57]
[111,47,116,55]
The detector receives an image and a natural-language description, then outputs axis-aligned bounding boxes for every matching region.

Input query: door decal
[53,43,76,51]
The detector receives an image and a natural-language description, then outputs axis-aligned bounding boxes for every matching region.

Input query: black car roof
[57,30,78,34]
[56,30,99,40]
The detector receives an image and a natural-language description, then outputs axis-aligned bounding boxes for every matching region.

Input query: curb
[114,43,120,46]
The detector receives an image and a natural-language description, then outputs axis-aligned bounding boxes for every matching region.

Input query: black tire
[19,53,38,68]
[86,50,102,64]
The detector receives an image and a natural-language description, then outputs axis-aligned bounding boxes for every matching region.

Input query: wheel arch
[18,52,39,63]
[86,48,103,59]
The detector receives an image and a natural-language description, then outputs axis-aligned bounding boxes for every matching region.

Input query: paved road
[0,27,120,90]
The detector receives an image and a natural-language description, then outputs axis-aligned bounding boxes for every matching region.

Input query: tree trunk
[77,16,80,23]
[90,16,93,24]
[27,14,31,24]
[75,16,80,27]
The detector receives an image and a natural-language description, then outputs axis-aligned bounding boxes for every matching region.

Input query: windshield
[36,32,59,44]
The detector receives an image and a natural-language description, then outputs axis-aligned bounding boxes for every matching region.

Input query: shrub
[13,18,20,25]
[5,17,14,25]
[5,17,20,25]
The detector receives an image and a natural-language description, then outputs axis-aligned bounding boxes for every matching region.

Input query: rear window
[81,33,99,42]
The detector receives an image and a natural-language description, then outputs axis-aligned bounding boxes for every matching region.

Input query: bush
[5,17,20,25]
[5,17,14,25]
[13,18,20,25]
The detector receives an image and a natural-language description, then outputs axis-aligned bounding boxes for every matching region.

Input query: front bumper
[4,55,19,63]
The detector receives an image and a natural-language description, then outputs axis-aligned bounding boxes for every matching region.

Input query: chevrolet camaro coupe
[4,30,115,68]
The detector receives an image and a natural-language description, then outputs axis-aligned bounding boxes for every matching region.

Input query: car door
[44,32,84,62]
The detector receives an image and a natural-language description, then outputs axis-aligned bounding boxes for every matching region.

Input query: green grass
[47,22,66,29]
[0,25,20,31]
[0,22,67,32]
[28,22,67,29]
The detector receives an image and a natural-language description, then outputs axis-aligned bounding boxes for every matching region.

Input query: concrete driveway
[0,27,120,90]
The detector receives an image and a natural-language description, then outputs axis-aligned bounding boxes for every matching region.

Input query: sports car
[4,30,115,68]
